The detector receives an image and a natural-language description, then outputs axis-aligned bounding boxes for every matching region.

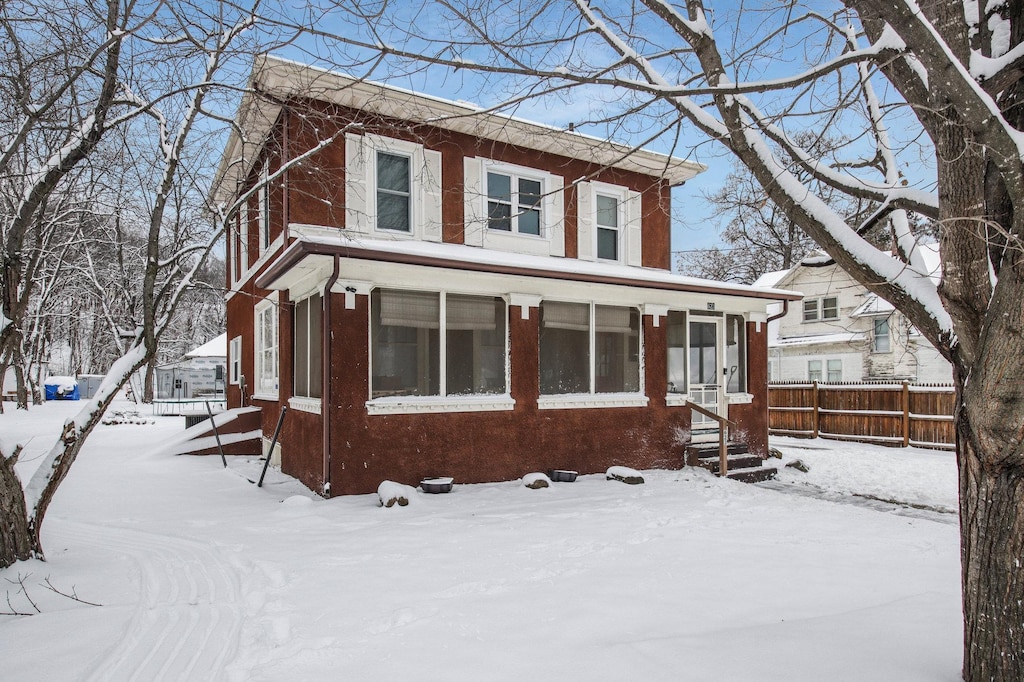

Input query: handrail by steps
[687,402,737,478]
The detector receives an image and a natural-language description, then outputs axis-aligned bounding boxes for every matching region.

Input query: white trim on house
[366,394,516,415]
[537,393,650,410]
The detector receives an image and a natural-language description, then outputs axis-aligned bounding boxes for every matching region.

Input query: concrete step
[725,466,778,483]
[694,453,764,474]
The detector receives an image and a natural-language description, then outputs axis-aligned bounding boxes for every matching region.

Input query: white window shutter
[463,157,484,247]
[576,181,594,261]
[547,175,565,257]
[625,189,643,266]
[345,133,368,233]
[421,149,443,242]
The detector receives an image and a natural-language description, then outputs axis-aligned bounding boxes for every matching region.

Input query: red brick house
[211,56,800,496]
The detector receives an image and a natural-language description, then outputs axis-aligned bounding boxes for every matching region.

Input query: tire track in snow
[50,520,243,681]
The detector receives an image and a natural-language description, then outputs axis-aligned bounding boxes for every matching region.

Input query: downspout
[281,110,290,245]
[766,299,789,324]
[322,254,340,497]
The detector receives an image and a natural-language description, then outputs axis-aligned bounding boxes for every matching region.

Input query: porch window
[254,299,278,397]
[293,293,322,398]
[371,289,506,398]
[725,314,746,393]
[873,318,891,352]
[487,171,542,235]
[808,360,822,382]
[376,151,412,232]
[666,310,687,394]
[539,301,640,395]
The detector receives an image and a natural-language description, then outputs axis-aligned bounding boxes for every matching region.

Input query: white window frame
[827,358,843,382]
[292,292,322,400]
[366,288,513,415]
[229,336,242,386]
[538,300,646,410]
[253,295,279,399]
[873,317,891,353]
[808,359,823,382]
[374,149,413,233]
[345,134,442,242]
[258,158,270,254]
[593,183,628,263]
[484,162,548,238]
[803,296,839,322]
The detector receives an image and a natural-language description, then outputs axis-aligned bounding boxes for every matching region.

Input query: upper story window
[539,301,640,395]
[487,171,542,235]
[376,151,412,232]
[258,158,270,252]
[345,134,443,242]
[873,317,891,352]
[596,194,620,261]
[803,296,838,322]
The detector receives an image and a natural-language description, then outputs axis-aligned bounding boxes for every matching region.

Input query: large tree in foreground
[355,0,1021,677]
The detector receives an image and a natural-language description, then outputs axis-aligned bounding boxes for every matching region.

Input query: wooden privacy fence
[768,381,956,451]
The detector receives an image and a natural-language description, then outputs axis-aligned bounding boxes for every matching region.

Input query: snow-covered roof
[850,295,894,318]
[772,332,866,348]
[185,333,227,359]
[753,269,789,289]
[259,227,802,303]
[211,55,706,206]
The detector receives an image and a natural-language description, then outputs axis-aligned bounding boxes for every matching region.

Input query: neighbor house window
[293,293,322,398]
[803,296,838,321]
[487,171,542,235]
[808,360,822,382]
[827,359,842,382]
[725,314,746,393]
[540,301,640,395]
[873,318,891,352]
[596,194,620,261]
[376,151,411,232]
[666,310,687,393]
[371,289,506,398]
[254,299,278,397]
[229,336,241,385]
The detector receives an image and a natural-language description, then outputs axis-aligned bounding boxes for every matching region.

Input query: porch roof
[256,226,803,304]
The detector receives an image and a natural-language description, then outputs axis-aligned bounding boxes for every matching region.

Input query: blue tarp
[44,381,80,400]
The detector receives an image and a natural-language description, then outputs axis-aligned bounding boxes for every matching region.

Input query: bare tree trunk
[0,444,30,568]
[143,359,155,403]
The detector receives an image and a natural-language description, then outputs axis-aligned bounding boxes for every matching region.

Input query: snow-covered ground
[2,400,962,681]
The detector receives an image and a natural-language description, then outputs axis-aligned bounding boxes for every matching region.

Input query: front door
[688,318,723,439]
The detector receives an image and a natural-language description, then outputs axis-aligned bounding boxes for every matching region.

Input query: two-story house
[757,246,952,384]
[211,56,800,496]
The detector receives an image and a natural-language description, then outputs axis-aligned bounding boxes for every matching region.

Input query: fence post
[902,380,910,447]
[812,380,819,439]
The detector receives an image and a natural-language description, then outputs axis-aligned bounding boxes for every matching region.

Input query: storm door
[688,318,723,434]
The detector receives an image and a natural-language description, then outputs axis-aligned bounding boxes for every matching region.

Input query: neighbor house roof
[185,333,227,359]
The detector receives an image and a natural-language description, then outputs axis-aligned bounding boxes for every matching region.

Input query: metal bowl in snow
[421,477,454,494]
[548,469,578,483]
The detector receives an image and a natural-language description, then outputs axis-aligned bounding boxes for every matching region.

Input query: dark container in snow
[421,477,454,494]
[548,469,578,482]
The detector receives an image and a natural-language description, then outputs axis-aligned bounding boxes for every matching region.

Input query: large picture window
[371,289,506,399]
[293,293,322,398]
[540,301,640,395]
[254,299,278,397]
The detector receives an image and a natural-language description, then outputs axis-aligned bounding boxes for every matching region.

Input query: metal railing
[688,402,737,478]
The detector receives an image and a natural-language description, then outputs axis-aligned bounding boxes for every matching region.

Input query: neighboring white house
[757,244,952,384]
[155,333,228,399]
